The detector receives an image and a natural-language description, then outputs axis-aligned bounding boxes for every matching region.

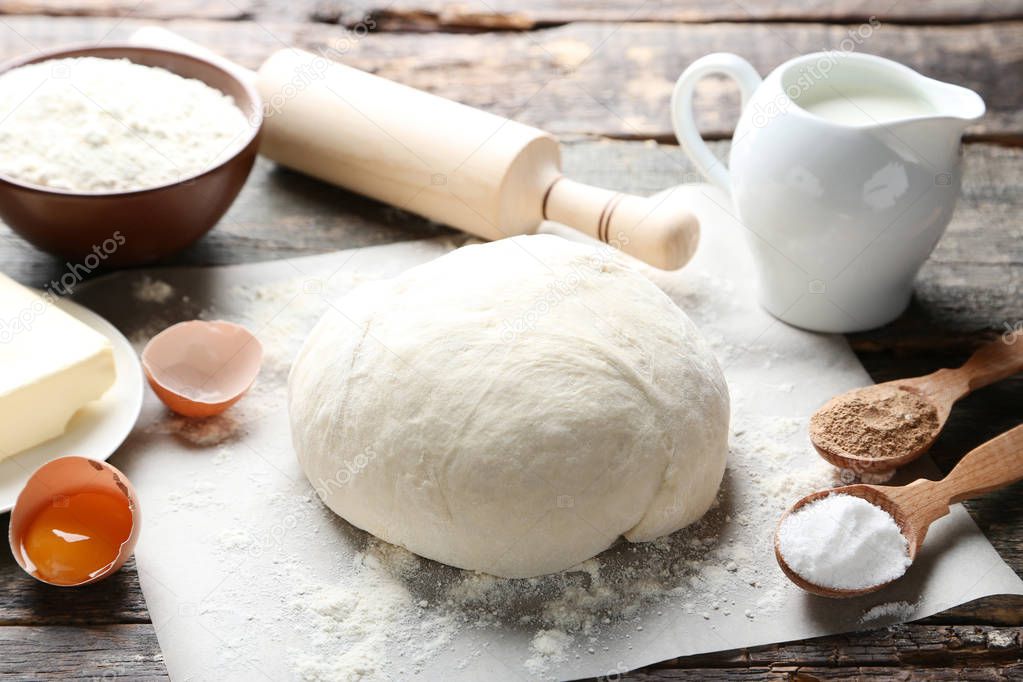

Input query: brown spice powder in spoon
[810,384,940,459]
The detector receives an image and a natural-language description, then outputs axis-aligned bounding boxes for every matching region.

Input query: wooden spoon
[810,338,1023,474]
[776,423,1023,598]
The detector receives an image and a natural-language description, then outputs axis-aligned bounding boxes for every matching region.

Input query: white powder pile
[778,494,912,590]
[133,276,176,304]
[860,600,917,623]
[526,630,574,675]
[288,543,458,681]
[0,57,249,193]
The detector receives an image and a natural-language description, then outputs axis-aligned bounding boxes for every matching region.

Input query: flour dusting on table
[133,277,176,304]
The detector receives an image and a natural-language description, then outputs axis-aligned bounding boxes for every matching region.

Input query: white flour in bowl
[0,57,250,193]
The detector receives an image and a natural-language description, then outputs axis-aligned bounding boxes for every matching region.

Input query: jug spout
[881,77,985,166]
[918,77,986,125]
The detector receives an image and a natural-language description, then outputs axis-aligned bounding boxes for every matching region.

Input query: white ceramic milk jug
[672,52,985,333]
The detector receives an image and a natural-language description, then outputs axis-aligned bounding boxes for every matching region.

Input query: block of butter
[0,274,116,460]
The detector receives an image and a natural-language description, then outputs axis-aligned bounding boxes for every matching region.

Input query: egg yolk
[21,491,133,586]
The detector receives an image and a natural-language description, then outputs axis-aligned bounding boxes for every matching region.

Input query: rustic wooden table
[0,1,1021,679]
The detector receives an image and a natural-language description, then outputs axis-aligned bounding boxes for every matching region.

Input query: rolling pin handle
[543,178,700,271]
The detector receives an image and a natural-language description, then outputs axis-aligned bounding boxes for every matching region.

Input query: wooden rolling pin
[130,27,698,270]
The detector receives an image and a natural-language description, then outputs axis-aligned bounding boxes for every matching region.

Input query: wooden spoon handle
[935,423,1023,506]
[955,338,1023,392]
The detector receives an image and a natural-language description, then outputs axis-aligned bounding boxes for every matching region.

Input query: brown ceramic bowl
[0,45,263,266]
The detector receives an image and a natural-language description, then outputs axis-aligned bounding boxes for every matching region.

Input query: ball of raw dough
[288,235,729,578]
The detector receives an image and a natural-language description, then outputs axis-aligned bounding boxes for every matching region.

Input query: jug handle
[671,53,762,193]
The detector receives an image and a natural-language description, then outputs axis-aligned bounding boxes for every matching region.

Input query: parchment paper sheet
[77,185,1023,681]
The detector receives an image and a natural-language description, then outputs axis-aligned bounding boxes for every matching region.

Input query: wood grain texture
[6,0,1023,27]
[922,595,1023,627]
[0,517,151,626]
[627,665,1023,680]
[0,18,1018,141]
[667,624,1023,668]
[0,625,167,679]
[1,620,1020,680]
[0,0,253,20]
[311,0,1023,30]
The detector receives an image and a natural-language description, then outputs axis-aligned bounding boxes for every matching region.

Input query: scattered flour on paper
[133,276,176,304]
[860,600,917,624]
[526,630,574,675]
[165,480,217,511]
[217,527,255,553]
[289,547,459,682]
[211,446,233,466]
[130,244,847,680]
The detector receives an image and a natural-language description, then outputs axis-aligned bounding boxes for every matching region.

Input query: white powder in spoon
[777,493,911,590]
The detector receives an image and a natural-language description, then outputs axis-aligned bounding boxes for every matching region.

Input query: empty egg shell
[141,320,263,418]
[8,456,141,587]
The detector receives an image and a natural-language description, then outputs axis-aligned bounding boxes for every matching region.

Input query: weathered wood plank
[0,0,253,20]
[922,596,1023,627]
[4,0,1022,28]
[4,621,1019,680]
[627,664,1023,680]
[0,525,152,625]
[0,624,166,679]
[0,18,1017,140]
[657,625,1022,669]
[312,0,1023,31]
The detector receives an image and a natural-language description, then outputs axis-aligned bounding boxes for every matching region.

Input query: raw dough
[288,235,729,578]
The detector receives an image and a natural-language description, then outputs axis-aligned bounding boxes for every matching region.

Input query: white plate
[0,297,143,513]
